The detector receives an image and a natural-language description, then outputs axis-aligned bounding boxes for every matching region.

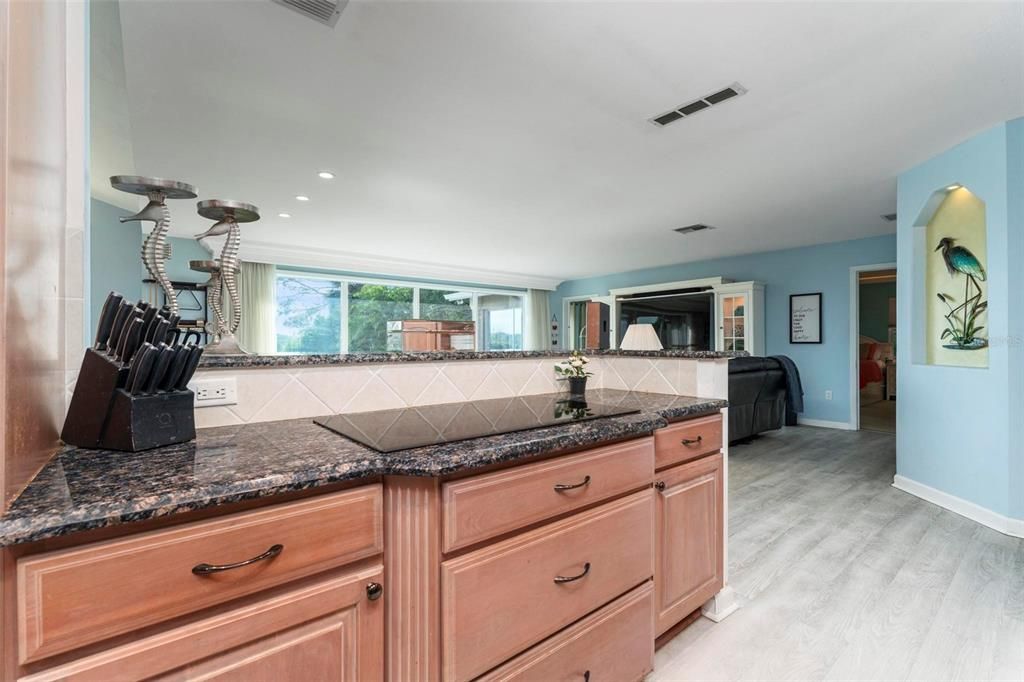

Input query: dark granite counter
[199,348,745,369]
[0,390,726,547]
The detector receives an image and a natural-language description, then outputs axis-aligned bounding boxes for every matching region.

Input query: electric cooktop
[314,393,639,453]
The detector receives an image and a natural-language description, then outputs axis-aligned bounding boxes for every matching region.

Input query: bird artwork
[935,236,987,350]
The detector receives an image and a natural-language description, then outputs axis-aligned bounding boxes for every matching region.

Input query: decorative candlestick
[188,259,226,346]
[194,200,259,355]
[111,176,197,316]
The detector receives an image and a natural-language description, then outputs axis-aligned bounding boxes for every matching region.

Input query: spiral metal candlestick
[195,200,259,355]
[111,176,197,316]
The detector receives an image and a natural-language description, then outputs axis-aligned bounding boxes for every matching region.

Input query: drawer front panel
[442,438,654,552]
[654,414,723,470]
[17,485,383,664]
[441,490,654,682]
[478,581,654,682]
[20,565,384,682]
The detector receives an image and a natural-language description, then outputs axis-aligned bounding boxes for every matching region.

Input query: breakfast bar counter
[0,390,725,547]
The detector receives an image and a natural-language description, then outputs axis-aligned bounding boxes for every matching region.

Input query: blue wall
[89,198,210,332]
[896,119,1020,520]
[859,281,896,342]
[550,234,897,424]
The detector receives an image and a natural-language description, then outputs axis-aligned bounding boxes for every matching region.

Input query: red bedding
[860,358,883,389]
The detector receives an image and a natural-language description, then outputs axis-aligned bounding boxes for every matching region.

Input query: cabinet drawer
[478,581,654,682]
[441,490,653,682]
[442,438,653,552]
[17,485,383,664]
[20,564,384,682]
[654,414,722,469]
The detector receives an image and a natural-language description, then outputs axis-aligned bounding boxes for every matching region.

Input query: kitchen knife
[93,292,123,351]
[143,344,175,394]
[120,318,145,365]
[124,342,155,391]
[137,300,152,312]
[175,345,204,391]
[106,301,135,356]
[113,311,139,361]
[139,306,158,341]
[160,344,192,391]
[129,344,158,394]
[164,314,181,343]
[147,317,170,345]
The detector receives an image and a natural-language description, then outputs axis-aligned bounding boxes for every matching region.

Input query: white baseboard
[795,417,854,430]
[892,475,1024,539]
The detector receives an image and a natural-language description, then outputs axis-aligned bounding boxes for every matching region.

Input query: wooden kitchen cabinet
[653,452,724,636]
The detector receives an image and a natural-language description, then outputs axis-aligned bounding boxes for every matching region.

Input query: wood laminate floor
[651,425,1024,682]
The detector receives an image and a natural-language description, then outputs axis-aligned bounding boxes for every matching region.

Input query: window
[275,276,342,353]
[348,283,413,353]
[273,271,525,354]
[478,294,523,350]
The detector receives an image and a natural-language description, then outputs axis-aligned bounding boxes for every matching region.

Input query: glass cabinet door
[720,295,746,351]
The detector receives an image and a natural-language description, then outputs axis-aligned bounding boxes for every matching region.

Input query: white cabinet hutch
[713,281,765,356]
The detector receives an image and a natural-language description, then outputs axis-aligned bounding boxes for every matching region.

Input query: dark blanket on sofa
[769,355,804,426]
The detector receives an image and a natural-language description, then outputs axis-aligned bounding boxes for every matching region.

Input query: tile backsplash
[191,356,729,428]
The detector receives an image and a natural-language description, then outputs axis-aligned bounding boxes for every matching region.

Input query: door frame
[848,262,897,430]
[561,294,599,350]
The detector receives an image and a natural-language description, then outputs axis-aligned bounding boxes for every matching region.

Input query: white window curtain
[525,289,551,351]
[234,261,276,354]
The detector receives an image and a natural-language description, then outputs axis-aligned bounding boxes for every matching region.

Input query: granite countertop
[0,389,726,547]
[199,348,745,369]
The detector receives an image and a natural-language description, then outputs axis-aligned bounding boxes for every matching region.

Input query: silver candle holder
[111,175,197,316]
[194,200,259,355]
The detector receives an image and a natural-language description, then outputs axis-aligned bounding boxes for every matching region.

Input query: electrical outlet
[825,390,833,400]
[190,377,238,407]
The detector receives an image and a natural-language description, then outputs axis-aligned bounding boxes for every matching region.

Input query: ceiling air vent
[650,82,748,127]
[882,213,897,222]
[674,224,716,235]
[271,0,347,27]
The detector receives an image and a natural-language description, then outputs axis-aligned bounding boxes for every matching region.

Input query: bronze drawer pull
[655,481,666,492]
[584,671,591,682]
[553,475,591,492]
[554,562,591,584]
[192,544,284,575]
[366,582,384,601]
[681,435,703,446]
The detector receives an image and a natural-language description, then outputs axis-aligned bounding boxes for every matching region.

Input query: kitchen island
[1,355,734,680]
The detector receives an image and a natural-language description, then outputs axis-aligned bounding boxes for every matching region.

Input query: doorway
[851,265,897,433]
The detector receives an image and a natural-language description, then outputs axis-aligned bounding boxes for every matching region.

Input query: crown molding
[239,240,563,291]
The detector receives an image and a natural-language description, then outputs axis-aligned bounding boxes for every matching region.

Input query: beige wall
[191,357,729,428]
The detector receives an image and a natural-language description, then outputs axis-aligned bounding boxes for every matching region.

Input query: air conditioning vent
[674,224,715,234]
[650,82,747,127]
[271,0,347,27]
[882,213,897,222]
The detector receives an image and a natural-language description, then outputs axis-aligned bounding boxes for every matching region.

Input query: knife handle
[120,318,145,365]
[124,342,154,391]
[93,292,123,351]
[144,345,175,394]
[176,345,204,391]
[161,345,192,391]
[129,345,158,394]
[107,301,135,356]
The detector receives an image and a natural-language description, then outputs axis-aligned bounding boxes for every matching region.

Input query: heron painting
[935,236,987,350]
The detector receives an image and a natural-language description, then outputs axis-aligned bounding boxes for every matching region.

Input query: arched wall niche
[911,184,988,368]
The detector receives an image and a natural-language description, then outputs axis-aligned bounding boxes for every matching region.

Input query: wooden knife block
[62,347,196,451]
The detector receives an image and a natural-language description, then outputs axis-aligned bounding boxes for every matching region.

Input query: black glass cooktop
[314,393,639,453]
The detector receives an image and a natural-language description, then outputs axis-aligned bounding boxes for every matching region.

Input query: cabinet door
[717,294,746,352]
[23,566,384,682]
[654,454,724,636]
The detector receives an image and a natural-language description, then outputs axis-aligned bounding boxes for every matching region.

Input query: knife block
[100,389,196,452]
[61,348,197,451]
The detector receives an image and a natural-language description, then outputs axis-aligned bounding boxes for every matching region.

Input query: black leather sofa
[728,357,787,443]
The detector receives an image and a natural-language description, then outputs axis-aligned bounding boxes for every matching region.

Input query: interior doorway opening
[853,267,897,433]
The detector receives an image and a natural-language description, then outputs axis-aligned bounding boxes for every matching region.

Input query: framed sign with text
[790,293,822,344]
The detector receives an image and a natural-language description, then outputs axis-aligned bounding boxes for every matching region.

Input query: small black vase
[567,376,587,396]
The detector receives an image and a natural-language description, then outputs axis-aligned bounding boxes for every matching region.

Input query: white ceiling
[101,0,1024,287]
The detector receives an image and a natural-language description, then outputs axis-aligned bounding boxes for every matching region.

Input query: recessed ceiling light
[278,212,291,218]
[295,195,310,201]
[946,184,962,191]
[318,171,335,179]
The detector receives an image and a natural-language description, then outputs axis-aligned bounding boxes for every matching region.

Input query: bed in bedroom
[859,336,894,405]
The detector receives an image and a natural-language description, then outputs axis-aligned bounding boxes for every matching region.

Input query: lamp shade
[620,323,663,351]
